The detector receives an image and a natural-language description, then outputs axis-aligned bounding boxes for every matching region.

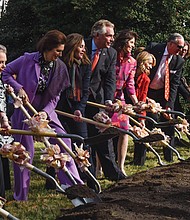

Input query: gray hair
[91,19,114,37]
[0,44,7,53]
[167,33,184,43]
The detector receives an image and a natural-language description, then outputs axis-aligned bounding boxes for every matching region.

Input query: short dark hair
[37,30,66,53]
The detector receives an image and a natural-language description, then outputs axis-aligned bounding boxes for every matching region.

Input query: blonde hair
[136,51,156,75]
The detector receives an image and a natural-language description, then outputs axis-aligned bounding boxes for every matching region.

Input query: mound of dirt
[57,158,190,220]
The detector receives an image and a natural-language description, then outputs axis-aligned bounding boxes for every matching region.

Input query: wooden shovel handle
[55,110,110,129]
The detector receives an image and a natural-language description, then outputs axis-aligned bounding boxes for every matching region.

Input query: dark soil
[57,158,190,220]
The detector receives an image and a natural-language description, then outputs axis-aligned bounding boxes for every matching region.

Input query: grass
[3,136,190,220]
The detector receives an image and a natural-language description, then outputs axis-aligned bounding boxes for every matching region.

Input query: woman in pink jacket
[111,30,138,176]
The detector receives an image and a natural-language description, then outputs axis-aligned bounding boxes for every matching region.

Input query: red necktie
[164,55,170,101]
[91,49,99,72]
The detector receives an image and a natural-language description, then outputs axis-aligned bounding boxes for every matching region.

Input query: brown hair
[63,33,90,67]
[181,41,190,60]
[112,30,138,53]
[37,30,66,53]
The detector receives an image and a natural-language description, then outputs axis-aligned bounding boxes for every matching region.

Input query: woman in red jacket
[133,51,156,165]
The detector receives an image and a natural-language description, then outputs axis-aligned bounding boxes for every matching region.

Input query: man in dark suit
[85,19,126,181]
[146,33,185,162]
[175,42,190,112]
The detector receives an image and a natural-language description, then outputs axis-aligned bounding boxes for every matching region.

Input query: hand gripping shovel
[7,89,101,205]
[0,197,19,220]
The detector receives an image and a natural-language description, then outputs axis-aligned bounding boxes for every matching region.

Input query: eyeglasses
[176,45,184,49]
[172,41,184,49]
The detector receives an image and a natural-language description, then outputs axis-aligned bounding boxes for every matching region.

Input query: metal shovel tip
[175,137,190,148]
[84,127,120,145]
[185,132,190,140]
[134,133,165,143]
[65,184,102,203]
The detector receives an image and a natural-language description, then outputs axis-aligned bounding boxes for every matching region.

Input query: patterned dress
[111,55,137,129]
[0,79,14,198]
[0,80,14,146]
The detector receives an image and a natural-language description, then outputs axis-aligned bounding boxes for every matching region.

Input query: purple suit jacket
[2,51,70,135]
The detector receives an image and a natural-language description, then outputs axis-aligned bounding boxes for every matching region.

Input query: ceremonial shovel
[175,128,190,148]
[0,208,19,220]
[0,145,100,208]
[0,197,19,220]
[55,110,166,165]
[87,101,185,128]
[86,101,185,163]
[55,110,165,144]
[7,90,102,207]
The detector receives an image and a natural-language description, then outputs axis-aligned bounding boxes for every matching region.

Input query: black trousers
[85,97,126,181]
[2,157,11,190]
[0,156,5,197]
[133,88,174,164]
[57,103,95,184]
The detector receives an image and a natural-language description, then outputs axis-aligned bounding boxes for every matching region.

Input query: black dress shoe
[108,172,127,181]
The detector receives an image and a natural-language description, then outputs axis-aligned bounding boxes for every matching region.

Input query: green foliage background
[0,0,190,111]
[1,0,190,60]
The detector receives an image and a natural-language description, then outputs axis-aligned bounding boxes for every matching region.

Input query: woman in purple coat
[2,30,83,201]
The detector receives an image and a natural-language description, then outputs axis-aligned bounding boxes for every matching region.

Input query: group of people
[0,19,189,202]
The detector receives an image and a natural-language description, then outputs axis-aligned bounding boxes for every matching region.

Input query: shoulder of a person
[142,73,150,81]
[56,57,67,67]
[129,56,136,63]
[105,47,117,58]
[84,37,92,43]
[146,42,165,50]
[23,51,39,58]
[84,37,92,48]
[108,46,116,53]
[80,63,91,69]
[19,51,40,63]
[175,54,185,64]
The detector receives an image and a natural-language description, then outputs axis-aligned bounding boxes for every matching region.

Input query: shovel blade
[65,184,102,207]
[84,127,119,145]
[134,133,164,143]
